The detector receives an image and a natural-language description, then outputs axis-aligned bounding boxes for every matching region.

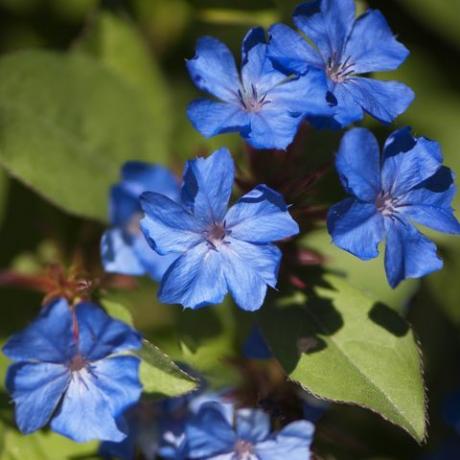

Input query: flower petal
[50,364,133,442]
[181,148,235,224]
[242,27,266,64]
[343,77,414,124]
[293,0,356,61]
[267,23,323,74]
[101,228,146,276]
[110,163,179,227]
[236,408,271,442]
[187,99,249,138]
[76,303,142,361]
[255,420,314,460]
[186,403,236,459]
[381,128,443,196]
[384,218,443,288]
[226,185,299,243]
[327,198,385,260]
[345,9,409,73]
[335,128,382,201]
[220,242,272,311]
[158,242,227,309]
[2,298,74,363]
[187,36,240,102]
[140,192,203,254]
[6,362,69,434]
[402,205,460,235]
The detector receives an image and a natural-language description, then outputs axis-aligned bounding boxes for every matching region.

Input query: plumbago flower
[2,298,142,442]
[140,148,299,311]
[268,0,414,128]
[328,127,460,287]
[186,401,315,460]
[101,162,180,281]
[187,27,332,150]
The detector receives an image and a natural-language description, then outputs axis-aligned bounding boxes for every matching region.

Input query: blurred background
[0,0,460,458]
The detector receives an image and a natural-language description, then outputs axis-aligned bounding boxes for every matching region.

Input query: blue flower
[101,161,180,281]
[3,298,142,442]
[242,324,272,360]
[328,127,460,287]
[140,148,299,311]
[186,401,315,460]
[186,27,332,150]
[268,0,414,128]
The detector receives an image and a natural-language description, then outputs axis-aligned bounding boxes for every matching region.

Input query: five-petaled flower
[101,162,180,281]
[140,148,299,311]
[327,127,460,287]
[3,298,142,442]
[268,0,414,128]
[186,401,315,460]
[186,27,332,150]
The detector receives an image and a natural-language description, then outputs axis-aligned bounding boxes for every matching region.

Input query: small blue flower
[186,27,332,150]
[140,148,299,311]
[242,324,272,360]
[101,162,180,281]
[186,401,315,460]
[328,127,460,287]
[268,0,414,128]
[3,298,142,443]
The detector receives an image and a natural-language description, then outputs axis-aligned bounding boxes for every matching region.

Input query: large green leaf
[259,275,426,442]
[0,49,169,221]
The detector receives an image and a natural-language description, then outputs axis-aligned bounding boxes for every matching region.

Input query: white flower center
[234,439,254,459]
[326,54,355,83]
[376,192,399,217]
[203,222,230,250]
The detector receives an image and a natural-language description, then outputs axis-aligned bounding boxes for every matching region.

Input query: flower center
[68,354,88,372]
[376,192,399,217]
[326,54,355,83]
[238,84,270,112]
[234,440,254,459]
[203,222,229,250]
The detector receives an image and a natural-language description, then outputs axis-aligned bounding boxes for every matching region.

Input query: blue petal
[225,185,299,243]
[186,403,236,458]
[235,408,271,442]
[2,298,74,363]
[267,24,323,74]
[243,324,272,360]
[327,198,385,260]
[382,129,443,196]
[101,228,146,276]
[131,234,179,282]
[320,83,363,128]
[242,27,267,65]
[6,362,69,434]
[140,192,203,254]
[398,167,460,234]
[51,364,132,442]
[181,148,235,224]
[344,9,410,73]
[335,128,382,201]
[294,0,356,61]
[187,36,240,103]
[343,77,415,123]
[269,68,331,116]
[255,420,314,460]
[220,240,274,311]
[187,99,249,138]
[76,302,141,361]
[384,218,443,288]
[110,163,179,227]
[158,242,227,309]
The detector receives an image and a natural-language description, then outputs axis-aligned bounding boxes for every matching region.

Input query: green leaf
[301,229,419,311]
[0,49,169,221]
[0,429,97,460]
[137,339,198,397]
[75,12,172,144]
[259,275,426,442]
[100,298,134,326]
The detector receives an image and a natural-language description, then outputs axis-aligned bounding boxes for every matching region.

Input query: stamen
[234,439,253,459]
[376,192,398,217]
[69,354,87,372]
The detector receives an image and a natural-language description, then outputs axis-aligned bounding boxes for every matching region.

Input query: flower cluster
[2,0,460,456]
